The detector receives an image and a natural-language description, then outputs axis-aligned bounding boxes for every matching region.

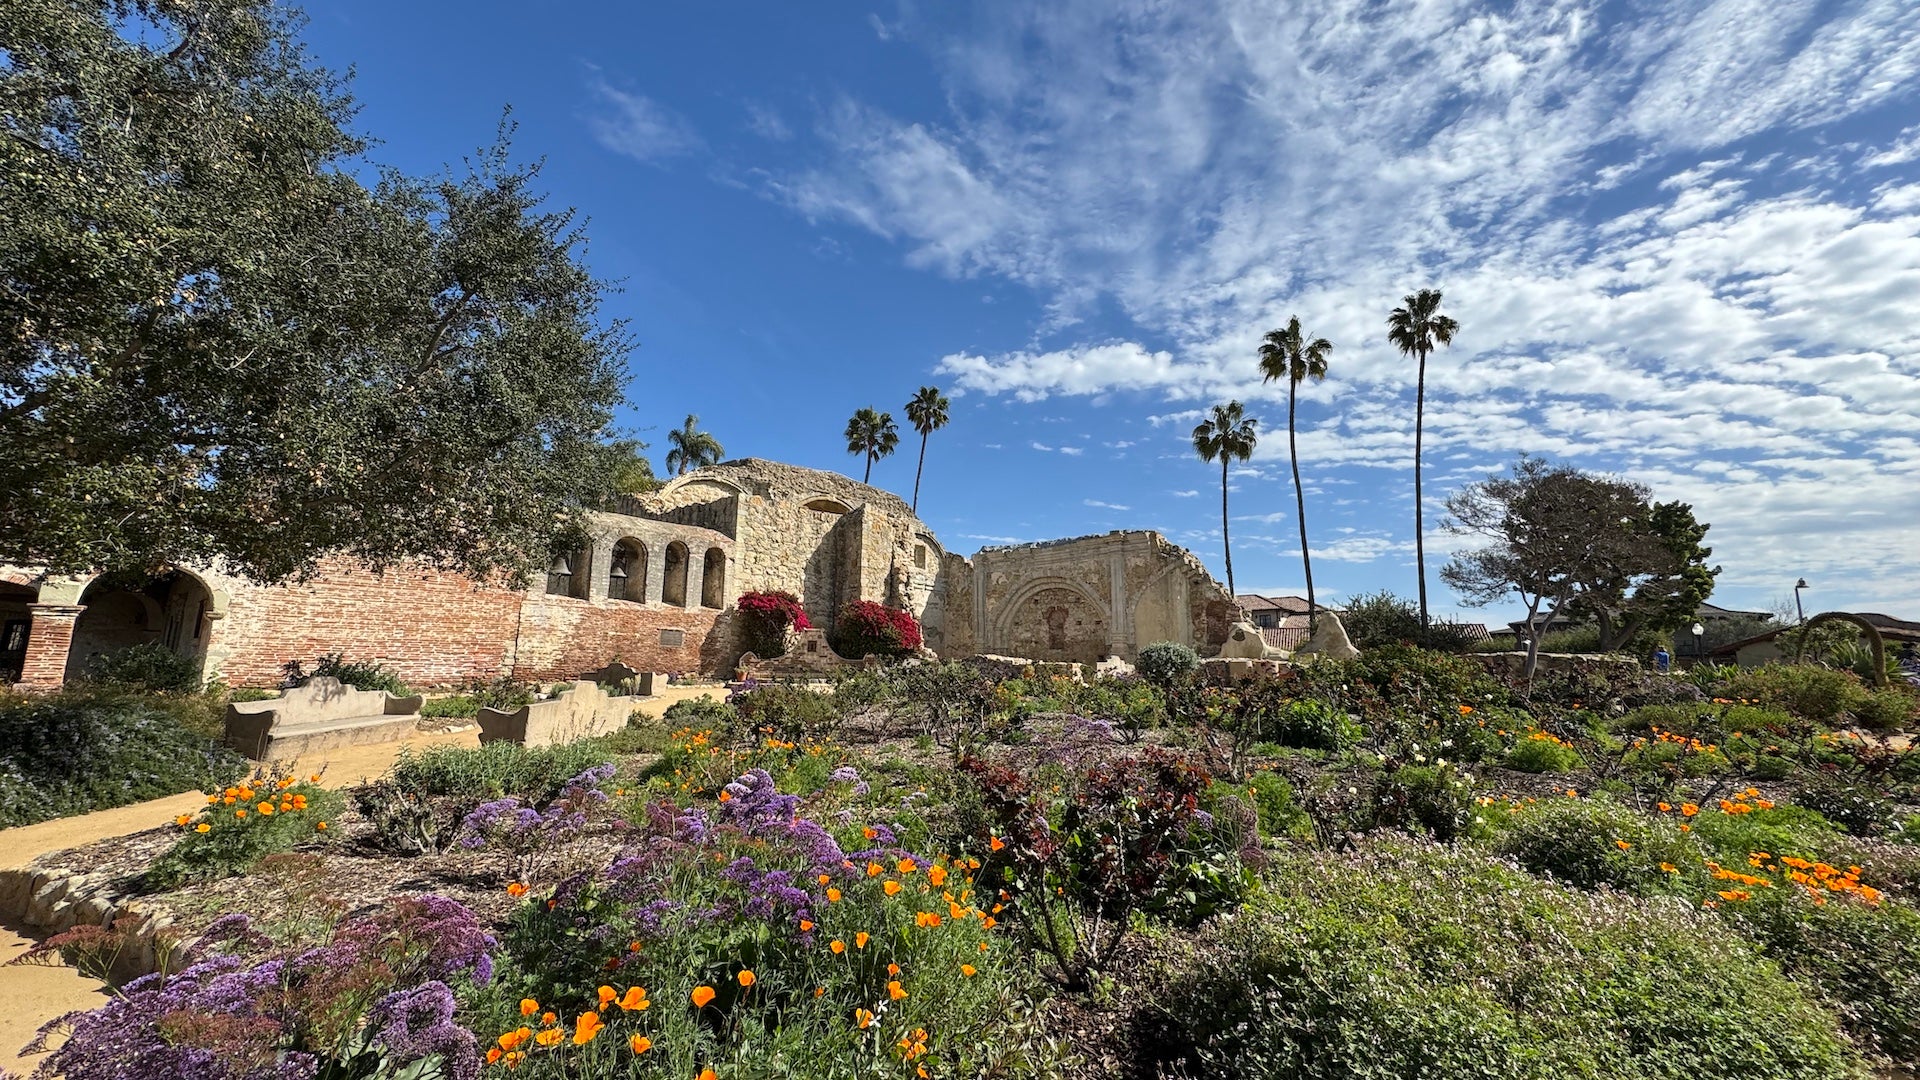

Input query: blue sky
[299,1,1920,626]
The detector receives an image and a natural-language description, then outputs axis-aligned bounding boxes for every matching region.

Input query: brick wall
[214,560,523,688]
[208,557,740,689]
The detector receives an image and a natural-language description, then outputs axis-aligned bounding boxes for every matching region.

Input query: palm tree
[1258,317,1332,633]
[1387,288,1459,629]
[1191,401,1258,599]
[903,386,950,514]
[844,407,900,484]
[664,414,723,476]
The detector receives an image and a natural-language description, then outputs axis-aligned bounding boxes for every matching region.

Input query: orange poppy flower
[737,970,756,988]
[691,985,716,1008]
[629,1034,652,1053]
[856,1008,875,1029]
[927,865,948,887]
[506,882,529,898]
[989,836,1005,852]
[887,981,908,1001]
[619,986,649,1012]
[572,1011,602,1045]
[855,932,870,949]
[827,888,842,902]
[520,998,539,1016]
[961,964,977,977]
[883,881,903,896]
[830,939,846,954]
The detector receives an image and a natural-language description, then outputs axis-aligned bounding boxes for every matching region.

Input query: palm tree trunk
[912,432,929,513]
[1290,383,1315,636]
[864,450,873,484]
[1220,457,1235,598]
[1414,347,1429,630]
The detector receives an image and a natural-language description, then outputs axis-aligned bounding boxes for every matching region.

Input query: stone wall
[959,531,1234,664]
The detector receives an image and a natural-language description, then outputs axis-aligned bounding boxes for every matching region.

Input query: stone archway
[1791,611,1889,689]
[65,569,219,684]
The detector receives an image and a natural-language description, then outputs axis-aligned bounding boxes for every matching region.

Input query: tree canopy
[0,0,629,584]
[1440,457,1717,673]
[664,415,724,476]
[844,407,899,485]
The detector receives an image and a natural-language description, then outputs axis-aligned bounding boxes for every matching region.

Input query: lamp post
[1691,621,1705,663]
[1794,578,1808,624]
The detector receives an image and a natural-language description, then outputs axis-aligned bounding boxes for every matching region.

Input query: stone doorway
[64,570,216,684]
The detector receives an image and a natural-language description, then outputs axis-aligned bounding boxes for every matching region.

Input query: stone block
[476,679,638,748]
[223,676,423,760]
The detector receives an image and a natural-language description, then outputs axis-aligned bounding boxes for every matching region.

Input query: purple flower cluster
[25,897,494,1080]
[455,766,614,853]
[367,982,479,1080]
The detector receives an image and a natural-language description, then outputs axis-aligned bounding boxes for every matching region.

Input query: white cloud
[1029,441,1052,452]
[587,80,702,162]
[1170,489,1199,498]
[1058,445,1084,456]
[1084,498,1130,511]
[762,0,1920,612]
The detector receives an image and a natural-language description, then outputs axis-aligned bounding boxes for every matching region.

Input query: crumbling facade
[2,459,1232,690]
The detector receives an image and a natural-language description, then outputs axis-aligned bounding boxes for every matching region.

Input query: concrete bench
[476,679,642,749]
[223,677,424,761]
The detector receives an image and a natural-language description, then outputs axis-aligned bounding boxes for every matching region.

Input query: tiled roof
[1235,594,1316,614]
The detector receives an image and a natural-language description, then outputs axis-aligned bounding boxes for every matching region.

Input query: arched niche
[611,539,648,603]
[701,548,727,609]
[663,541,691,608]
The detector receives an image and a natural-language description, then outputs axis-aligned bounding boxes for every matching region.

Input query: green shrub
[1148,839,1862,1079]
[81,641,203,693]
[1272,697,1360,752]
[1721,664,1869,724]
[1503,733,1583,773]
[419,694,478,719]
[1793,779,1896,838]
[288,652,410,696]
[1536,624,1603,654]
[352,740,617,856]
[1854,688,1917,733]
[1219,770,1311,841]
[660,693,737,733]
[1491,796,1698,893]
[146,772,343,888]
[1374,763,1476,841]
[1137,641,1201,688]
[731,681,837,740]
[0,689,247,828]
[387,739,614,802]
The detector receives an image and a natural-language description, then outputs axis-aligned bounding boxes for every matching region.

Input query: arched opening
[804,498,851,514]
[0,580,36,683]
[546,543,593,600]
[65,570,214,684]
[610,539,647,603]
[701,547,727,609]
[662,541,690,607]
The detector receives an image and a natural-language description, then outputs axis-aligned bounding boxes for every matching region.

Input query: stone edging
[0,864,175,983]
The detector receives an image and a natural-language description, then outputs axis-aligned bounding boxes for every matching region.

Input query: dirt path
[0,684,724,1075]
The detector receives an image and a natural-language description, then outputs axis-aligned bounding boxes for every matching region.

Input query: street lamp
[1691,621,1705,661]
[1794,578,1808,624]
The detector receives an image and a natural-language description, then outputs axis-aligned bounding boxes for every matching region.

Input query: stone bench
[476,679,641,749]
[223,676,424,761]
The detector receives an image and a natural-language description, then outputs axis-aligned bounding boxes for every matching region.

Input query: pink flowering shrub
[832,601,922,659]
[736,590,811,657]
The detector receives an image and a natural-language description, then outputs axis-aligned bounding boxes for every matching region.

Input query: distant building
[1708,612,1920,668]
[1235,594,1323,630]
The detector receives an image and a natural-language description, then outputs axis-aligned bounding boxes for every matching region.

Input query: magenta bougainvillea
[832,600,922,658]
[736,590,812,657]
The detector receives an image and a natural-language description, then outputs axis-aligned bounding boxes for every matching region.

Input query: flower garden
[7,648,1919,1080]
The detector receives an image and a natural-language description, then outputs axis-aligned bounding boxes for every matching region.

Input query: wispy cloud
[1170,489,1199,498]
[587,78,702,163]
[1084,498,1131,511]
[764,0,1920,610]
